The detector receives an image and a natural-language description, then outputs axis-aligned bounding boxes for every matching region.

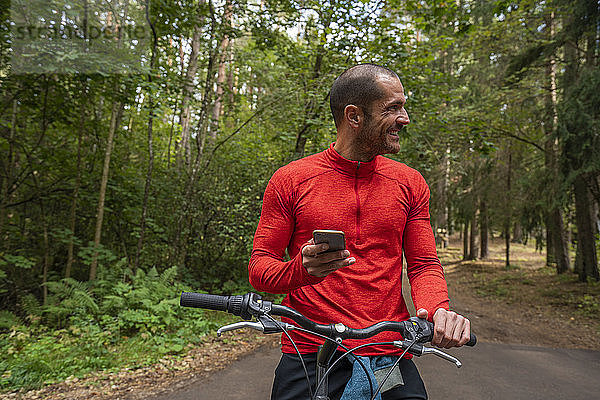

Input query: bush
[0,261,230,392]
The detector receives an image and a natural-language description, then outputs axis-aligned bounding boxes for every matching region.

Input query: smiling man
[331,67,409,163]
[249,64,471,400]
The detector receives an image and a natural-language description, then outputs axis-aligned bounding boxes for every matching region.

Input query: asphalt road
[149,341,600,400]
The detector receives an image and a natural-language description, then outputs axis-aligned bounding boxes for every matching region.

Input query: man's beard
[356,118,397,157]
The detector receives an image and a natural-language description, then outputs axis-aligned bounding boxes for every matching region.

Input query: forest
[0,0,599,392]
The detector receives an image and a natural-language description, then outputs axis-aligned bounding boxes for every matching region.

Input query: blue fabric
[340,355,399,400]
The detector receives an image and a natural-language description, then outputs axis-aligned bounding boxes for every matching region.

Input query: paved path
[419,342,600,400]
[149,341,600,400]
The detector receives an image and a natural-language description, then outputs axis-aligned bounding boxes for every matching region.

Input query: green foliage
[0,311,20,331]
[577,294,599,318]
[538,273,600,319]
[0,261,224,392]
[0,255,35,271]
[0,270,5,296]
[77,243,118,269]
[559,68,600,180]
[44,278,99,328]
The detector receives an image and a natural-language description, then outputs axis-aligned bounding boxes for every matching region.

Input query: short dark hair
[329,63,399,127]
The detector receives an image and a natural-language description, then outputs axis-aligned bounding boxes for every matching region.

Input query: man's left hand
[416,308,471,349]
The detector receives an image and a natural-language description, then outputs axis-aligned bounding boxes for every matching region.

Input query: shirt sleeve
[403,173,450,321]
[248,176,325,294]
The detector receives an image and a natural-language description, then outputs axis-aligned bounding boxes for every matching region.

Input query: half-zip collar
[324,143,379,178]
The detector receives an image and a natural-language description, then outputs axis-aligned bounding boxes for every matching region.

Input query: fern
[159,266,178,285]
[19,293,42,323]
[1,260,218,392]
[43,278,99,328]
[0,310,21,330]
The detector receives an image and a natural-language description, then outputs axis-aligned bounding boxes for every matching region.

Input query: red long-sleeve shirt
[248,143,449,355]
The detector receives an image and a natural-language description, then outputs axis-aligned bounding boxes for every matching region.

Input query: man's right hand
[301,239,356,277]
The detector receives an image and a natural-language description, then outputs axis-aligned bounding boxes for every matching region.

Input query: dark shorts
[271,352,428,400]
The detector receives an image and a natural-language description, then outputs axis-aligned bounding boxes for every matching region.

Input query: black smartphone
[312,230,346,253]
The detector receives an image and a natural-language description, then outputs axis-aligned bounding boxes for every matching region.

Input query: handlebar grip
[180,292,229,311]
[467,333,477,347]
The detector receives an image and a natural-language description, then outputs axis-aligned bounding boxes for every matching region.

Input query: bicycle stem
[315,339,340,400]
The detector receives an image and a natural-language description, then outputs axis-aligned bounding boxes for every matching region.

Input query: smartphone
[312,230,346,253]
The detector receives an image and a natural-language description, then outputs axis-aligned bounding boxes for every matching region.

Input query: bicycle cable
[282,325,419,400]
[264,313,315,399]
[264,313,376,400]
[309,337,418,400]
[369,337,418,400]
[289,325,376,399]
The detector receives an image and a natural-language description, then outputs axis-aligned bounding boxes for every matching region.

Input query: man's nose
[397,109,410,126]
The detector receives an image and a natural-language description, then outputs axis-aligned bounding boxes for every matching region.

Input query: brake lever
[422,346,462,368]
[217,321,264,336]
[394,340,462,368]
[216,317,296,336]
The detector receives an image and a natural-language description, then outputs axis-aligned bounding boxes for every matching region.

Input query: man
[248,64,471,400]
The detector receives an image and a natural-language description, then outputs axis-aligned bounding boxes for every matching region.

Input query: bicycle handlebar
[180,291,253,319]
[180,291,476,346]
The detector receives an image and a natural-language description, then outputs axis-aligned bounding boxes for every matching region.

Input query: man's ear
[344,104,362,128]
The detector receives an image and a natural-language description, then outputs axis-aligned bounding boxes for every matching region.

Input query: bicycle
[180,291,477,400]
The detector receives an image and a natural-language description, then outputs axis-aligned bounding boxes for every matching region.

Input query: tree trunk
[27,84,52,303]
[293,12,331,160]
[574,175,599,281]
[505,151,512,269]
[23,183,51,307]
[178,2,206,171]
[585,175,600,207]
[551,209,570,274]
[178,26,200,169]
[543,11,557,268]
[442,147,451,241]
[435,146,450,248]
[543,11,571,273]
[210,0,232,138]
[89,100,123,281]
[463,220,469,260]
[469,210,478,260]
[167,98,178,167]
[512,221,523,243]
[89,2,129,280]
[65,104,85,279]
[40,200,50,305]
[174,2,219,266]
[134,0,158,271]
[505,223,510,269]
[479,199,489,258]
[0,98,17,246]
[40,80,51,303]
[227,46,235,116]
[584,0,598,69]
[545,214,555,266]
